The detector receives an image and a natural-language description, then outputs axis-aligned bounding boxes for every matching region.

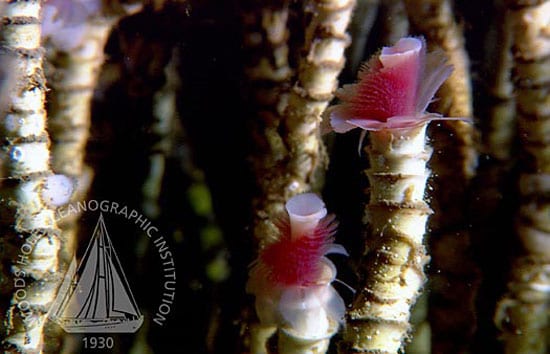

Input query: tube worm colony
[0,1,548,353]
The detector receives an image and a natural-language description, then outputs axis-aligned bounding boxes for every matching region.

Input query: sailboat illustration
[49,213,144,333]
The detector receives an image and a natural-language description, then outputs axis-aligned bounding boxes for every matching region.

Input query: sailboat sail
[109,251,140,316]
[48,256,77,320]
[49,213,144,333]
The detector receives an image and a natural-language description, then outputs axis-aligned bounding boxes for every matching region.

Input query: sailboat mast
[100,219,111,318]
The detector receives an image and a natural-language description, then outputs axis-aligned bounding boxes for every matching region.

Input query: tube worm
[482,1,516,162]
[281,0,355,204]
[0,0,68,352]
[239,2,294,350]
[241,0,293,245]
[243,0,355,253]
[328,37,458,353]
[247,193,347,354]
[40,2,143,351]
[403,1,480,352]
[244,2,354,347]
[42,0,143,264]
[494,1,550,353]
[469,1,517,351]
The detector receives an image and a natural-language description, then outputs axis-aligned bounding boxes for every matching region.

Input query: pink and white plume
[247,193,347,338]
[329,37,454,132]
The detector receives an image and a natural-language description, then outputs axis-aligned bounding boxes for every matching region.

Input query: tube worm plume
[247,193,347,354]
[330,37,454,132]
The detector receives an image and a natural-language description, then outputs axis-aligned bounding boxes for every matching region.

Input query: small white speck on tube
[41,174,74,207]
